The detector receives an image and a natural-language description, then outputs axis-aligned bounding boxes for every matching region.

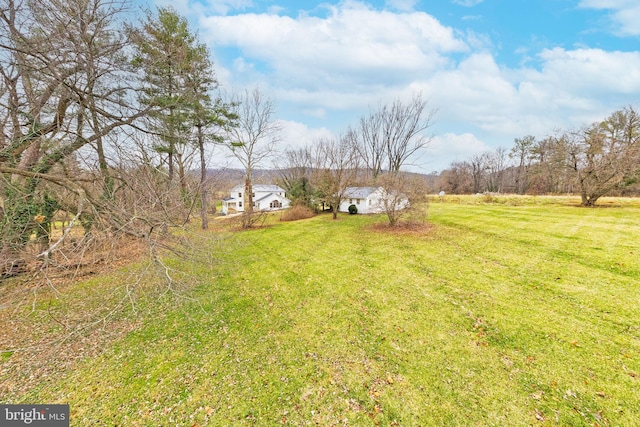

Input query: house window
[356,199,360,205]
[252,193,255,198]
[239,201,243,207]
[238,192,242,198]
[369,199,372,206]
[270,200,282,209]
[349,199,353,204]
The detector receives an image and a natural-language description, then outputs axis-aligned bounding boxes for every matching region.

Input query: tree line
[437,106,640,205]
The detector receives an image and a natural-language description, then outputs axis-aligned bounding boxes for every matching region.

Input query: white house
[338,186,409,214]
[221,184,291,214]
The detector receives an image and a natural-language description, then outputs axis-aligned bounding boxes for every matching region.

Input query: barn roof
[344,187,379,198]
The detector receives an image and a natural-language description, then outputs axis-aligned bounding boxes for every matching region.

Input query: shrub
[237,211,268,229]
[348,204,358,215]
[280,205,316,221]
[482,192,496,203]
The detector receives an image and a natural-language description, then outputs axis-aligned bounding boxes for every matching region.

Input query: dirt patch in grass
[366,221,435,236]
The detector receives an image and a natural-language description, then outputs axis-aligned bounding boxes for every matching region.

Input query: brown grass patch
[366,221,435,236]
[280,205,316,221]
[0,236,153,401]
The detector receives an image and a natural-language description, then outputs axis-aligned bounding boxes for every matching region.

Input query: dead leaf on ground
[531,391,544,400]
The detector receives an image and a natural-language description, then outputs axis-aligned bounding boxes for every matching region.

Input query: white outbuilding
[338,186,409,214]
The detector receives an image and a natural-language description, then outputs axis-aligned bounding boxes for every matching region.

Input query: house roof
[254,192,290,203]
[344,187,380,198]
[231,184,286,193]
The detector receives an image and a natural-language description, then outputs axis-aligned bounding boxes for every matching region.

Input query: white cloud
[277,120,335,151]
[578,0,640,36]
[200,1,468,94]
[211,120,334,170]
[520,48,640,125]
[422,133,492,171]
[385,0,418,12]
[157,0,252,16]
[427,53,521,135]
[194,1,640,171]
[204,0,253,15]
[431,132,491,155]
[266,5,285,15]
[535,47,640,94]
[272,86,385,118]
[422,47,640,139]
[301,108,327,119]
[199,1,471,130]
[452,0,484,7]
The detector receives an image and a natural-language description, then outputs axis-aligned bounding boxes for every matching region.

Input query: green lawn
[4,196,640,426]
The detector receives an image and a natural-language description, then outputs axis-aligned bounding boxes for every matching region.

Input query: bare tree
[529,136,573,194]
[352,114,384,179]
[376,172,428,226]
[567,106,640,206]
[438,161,474,194]
[485,147,509,193]
[227,88,281,227]
[0,0,153,277]
[469,152,491,193]
[355,93,436,178]
[278,147,315,208]
[310,136,360,219]
[510,135,536,194]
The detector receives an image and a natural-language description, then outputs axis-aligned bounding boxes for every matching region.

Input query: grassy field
[2,195,639,426]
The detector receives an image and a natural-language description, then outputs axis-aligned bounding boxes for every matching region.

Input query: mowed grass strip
[15,199,640,426]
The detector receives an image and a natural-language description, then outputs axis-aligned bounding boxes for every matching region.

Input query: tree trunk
[178,153,187,200]
[0,186,35,278]
[581,193,599,207]
[198,125,208,230]
[0,244,26,279]
[241,176,254,229]
[245,177,253,214]
[167,149,174,183]
[96,134,114,200]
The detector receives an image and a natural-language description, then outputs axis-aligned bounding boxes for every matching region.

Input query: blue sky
[151,0,640,172]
